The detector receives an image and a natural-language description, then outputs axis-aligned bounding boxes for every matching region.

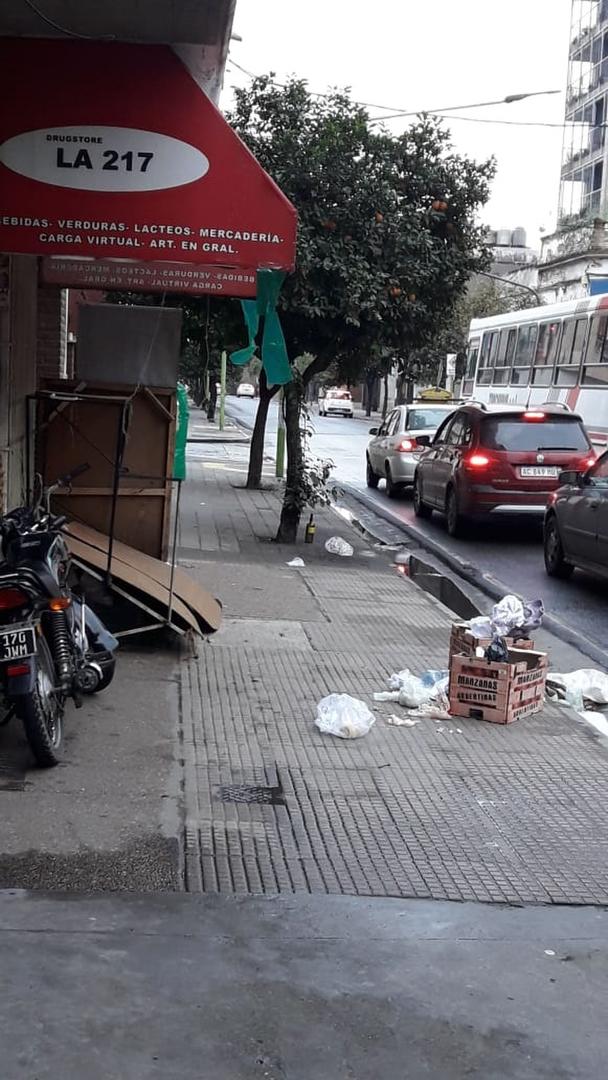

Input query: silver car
[366,403,456,498]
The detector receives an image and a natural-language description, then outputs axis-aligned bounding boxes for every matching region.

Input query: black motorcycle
[0,464,118,766]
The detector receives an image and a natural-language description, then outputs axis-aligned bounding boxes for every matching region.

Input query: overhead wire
[226,59,569,129]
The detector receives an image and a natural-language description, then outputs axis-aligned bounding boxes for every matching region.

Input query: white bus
[465,296,608,443]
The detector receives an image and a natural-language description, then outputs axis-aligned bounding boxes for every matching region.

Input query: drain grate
[218,782,286,806]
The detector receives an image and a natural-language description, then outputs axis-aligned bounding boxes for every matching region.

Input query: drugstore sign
[0,38,296,271]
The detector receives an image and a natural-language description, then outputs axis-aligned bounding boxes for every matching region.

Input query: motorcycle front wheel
[18,637,64,767]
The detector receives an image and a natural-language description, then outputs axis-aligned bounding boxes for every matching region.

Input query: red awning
[0,38,297,275]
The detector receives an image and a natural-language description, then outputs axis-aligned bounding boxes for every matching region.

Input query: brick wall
[36,285,66,383]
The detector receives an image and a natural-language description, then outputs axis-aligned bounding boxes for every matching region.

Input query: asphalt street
[227,395,608,650]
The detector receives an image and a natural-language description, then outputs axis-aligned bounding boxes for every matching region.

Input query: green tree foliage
[400,278,541,392]
[228,76,496,539]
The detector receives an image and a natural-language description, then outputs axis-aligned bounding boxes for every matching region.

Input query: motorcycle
[0,464,118,767]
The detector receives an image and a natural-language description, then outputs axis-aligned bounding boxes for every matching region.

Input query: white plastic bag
[315,694,375,739]
[468,616,493,639]
[547,670,608,712]
[287,557,305,567]
[490,594,525,637]
[385,668,448,708]
[324,536,354,557]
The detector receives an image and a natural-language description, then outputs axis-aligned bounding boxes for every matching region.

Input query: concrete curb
[343,482,608,670]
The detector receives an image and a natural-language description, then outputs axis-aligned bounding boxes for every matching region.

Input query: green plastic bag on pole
[229,269,292,385]
[174,382,189,481]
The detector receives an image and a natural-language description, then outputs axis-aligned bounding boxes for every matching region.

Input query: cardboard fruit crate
[449,648,548,725]
[449,622,535,662]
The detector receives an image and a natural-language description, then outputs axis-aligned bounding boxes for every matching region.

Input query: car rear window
[329,390,351,399]
[480,416,589,452]
[407,408,451,430]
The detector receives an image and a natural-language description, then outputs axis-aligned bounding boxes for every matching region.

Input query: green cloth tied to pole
[174,381,189,480]
[230,269,292,386]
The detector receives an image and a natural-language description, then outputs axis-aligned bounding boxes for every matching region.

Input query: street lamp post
[369,89,560,124]
[477,271,542,307]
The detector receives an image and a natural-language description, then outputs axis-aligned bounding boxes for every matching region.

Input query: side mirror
[416,434,431,447]
[369,427,379,435]
[559,469,582,486]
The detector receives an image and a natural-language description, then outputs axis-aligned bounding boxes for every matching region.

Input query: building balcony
[562,130,606,177]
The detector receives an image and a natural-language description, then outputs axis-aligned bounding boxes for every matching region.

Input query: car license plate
[520,466,559,478]
[0,626,36,661]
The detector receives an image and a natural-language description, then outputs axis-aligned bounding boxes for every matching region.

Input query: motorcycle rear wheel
[18,638,65,767]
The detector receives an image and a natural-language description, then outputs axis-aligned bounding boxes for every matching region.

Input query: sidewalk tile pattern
[181,557,608,905]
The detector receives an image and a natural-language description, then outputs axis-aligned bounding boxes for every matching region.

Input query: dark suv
[413,404,596,537]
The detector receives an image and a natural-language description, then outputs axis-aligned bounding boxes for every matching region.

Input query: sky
[223,0,573,250]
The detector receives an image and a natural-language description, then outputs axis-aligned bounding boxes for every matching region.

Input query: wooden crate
[449,648,548,725]
[449,622,535,661]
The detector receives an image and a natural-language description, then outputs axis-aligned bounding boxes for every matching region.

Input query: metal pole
[478,271,542,306]
[275,388,285,479]
[167,478,181,627]
[219,350,227,431]
[106,401,127,588]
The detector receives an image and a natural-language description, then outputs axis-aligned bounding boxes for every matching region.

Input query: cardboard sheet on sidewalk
[64,522,222,634]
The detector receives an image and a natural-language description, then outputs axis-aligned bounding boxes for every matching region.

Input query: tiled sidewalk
[179,455,608,905]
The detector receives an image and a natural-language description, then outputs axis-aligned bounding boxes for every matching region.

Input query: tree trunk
[206,378,217,421]
[246,370,276,489]
[365,374,375,417]
[276,380,303,543]
[381,372,389,419]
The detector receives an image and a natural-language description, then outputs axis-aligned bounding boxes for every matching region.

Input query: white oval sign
[0,126,209,192]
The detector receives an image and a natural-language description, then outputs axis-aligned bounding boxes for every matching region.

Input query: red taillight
[6,662,30,677]
[465,452,492,469]
[581,450,598,469]
[0,587,28,610]
[523,411,546,422]
[396,437,418,452]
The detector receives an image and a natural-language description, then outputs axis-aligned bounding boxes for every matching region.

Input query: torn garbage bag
[546,670,608,712]
[376,668,448,709]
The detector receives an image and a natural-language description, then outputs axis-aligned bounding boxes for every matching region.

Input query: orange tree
[229,76,495,540]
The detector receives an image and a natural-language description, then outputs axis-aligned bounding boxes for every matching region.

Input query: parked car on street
[318,388,354,417]
[413,403,596,536]
[236,382,256,398]
[544,449,608,579]
[366,403,456,497]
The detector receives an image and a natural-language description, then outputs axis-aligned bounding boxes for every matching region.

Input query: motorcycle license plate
[520,466,559,478]
[0,626,36,661]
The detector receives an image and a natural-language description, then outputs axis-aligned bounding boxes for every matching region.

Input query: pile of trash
[546,670,608,712]
[313,592,608,740]
[464,594,544,663]
[373,668,450,720]
[466,594,544,642]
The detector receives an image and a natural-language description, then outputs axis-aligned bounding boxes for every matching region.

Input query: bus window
[532,321,561,386]
[492,328,517,385]
[462,338,479,396]
[478,331,498,385]
[555,317,587,386]
[511,323,538,385]
[583,314,608,384]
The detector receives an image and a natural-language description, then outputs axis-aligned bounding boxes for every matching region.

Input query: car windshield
[407,408,451,430]
[328,391,351,399]
[481,416,589,452]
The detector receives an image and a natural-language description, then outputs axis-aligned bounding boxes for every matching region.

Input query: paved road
[227,396,608,649]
